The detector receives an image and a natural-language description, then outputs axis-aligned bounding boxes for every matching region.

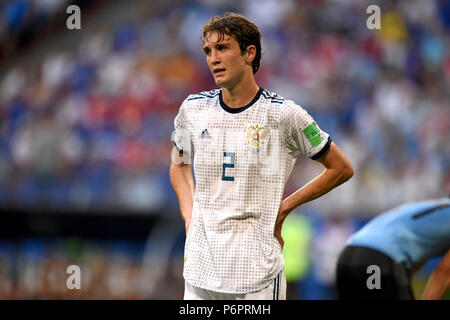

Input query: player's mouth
[213,68,226,76]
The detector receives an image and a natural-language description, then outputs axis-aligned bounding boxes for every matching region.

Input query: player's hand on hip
[274,226,284,249]
[274,204,289,249]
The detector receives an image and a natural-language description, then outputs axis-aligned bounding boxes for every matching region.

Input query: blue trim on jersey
[261,90,285,104]
[197,91,220,98]
[188,90,220,101]
[187,96,208,101]
[262,91,281,99]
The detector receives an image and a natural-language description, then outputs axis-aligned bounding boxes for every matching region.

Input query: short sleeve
[171,100,194,157]
[282,101,331,159]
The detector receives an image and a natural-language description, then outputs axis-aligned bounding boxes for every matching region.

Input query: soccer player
[336,198,450,300]
[169,13,354,300]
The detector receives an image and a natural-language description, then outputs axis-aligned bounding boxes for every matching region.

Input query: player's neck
[221,75,259,109]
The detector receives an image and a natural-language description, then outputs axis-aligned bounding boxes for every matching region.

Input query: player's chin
[214,78,226,87]
[214,76,230,87]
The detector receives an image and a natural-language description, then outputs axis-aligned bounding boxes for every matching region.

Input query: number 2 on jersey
[222,152,235,181]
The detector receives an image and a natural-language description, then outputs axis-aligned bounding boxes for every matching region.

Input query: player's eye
[203,48,211,55]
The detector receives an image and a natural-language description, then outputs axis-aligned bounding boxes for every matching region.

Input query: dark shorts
[336,245,415,300]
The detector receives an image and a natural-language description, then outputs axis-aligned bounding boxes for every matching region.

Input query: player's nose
[209,50,220,65]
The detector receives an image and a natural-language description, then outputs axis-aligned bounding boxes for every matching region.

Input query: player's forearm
[422,250,450,300]
[281,166,351,215]
[422,269,450,300]
[169,163,195,223]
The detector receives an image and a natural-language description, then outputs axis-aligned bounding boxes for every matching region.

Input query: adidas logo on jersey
[200,129,211,139]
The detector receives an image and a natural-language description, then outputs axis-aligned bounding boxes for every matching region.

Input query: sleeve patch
[303,123,322,147]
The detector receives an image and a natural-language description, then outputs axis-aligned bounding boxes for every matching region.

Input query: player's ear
[245,45,256,64]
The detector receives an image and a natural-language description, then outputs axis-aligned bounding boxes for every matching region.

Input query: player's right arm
[422,249,450,300]
[170,148,195,234]
[170,100,195,234]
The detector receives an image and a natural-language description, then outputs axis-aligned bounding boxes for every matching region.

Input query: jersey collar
[219,87,263,114]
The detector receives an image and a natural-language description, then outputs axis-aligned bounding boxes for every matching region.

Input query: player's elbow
[339,162,354,184]
[318,143,353,184]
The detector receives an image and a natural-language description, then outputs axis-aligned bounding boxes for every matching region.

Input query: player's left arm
[274,142,353,247]
[422,249,450,300]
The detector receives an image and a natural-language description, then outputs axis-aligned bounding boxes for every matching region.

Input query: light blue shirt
[347,198,450,269]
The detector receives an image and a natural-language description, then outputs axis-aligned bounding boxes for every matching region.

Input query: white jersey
[172,87,331,294]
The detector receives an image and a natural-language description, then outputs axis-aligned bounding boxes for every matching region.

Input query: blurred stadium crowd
[0,237,184,299]
[0,0,449,299]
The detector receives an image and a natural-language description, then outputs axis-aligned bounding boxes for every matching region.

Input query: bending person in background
[336,198,450,300]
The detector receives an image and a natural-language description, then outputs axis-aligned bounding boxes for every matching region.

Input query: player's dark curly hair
[202,12,262,74]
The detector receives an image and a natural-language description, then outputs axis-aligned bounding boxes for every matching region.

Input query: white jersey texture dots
[172,87,331,294]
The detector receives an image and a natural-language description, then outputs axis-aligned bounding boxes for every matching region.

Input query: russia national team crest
[246,123,269,152]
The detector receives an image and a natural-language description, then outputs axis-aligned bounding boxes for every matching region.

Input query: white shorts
[184,270,286,300]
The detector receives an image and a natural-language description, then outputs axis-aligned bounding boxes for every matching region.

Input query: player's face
[203,32,248,88]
